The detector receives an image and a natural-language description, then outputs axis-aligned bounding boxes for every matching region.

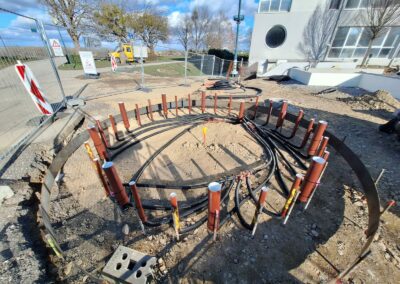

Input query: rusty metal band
[40,100,380,281]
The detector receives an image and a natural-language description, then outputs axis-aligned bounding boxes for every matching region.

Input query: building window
[329,0,342,9]
[328,26,400,59]
[345,0,368,9]
[259,0,292,13]
[265,25,287,48]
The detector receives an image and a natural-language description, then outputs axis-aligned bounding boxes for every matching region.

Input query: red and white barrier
[14,61,54,115]
[111,55,117,72]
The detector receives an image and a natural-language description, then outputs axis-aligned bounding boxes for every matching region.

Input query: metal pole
[56,25,70,64]
[200,54,204,76]
[232,0,243,78]
[211,55,215,77]
[184,49,188,85]
[140,42,145,88]
[37,20,67,104]
[220,59,224,77]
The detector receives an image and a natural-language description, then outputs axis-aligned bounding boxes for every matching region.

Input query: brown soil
[46,77,400,283]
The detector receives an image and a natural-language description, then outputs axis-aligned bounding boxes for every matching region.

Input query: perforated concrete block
[102,245,156,284]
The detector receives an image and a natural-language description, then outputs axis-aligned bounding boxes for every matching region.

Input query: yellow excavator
[109,44,134,63]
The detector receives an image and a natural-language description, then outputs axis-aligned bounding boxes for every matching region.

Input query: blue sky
[0,0,259,51]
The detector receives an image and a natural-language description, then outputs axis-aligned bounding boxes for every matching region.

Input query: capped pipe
[238,102,245,121]
[108,114,118,139]
[308,120,328,156]
[207,182,222,231]
[118,102,130,130]
[281,174,303,218]
[188,94,192,114]
[135,104,142,127]
[96,119,109,148]
[129,181,147,222]
[299,157,326,203]
[299,118,315,148]
[87,125,108,160]
[317,136,329,157]
[201,91,206,113]
[276,100,288,129]
[304,161,329,211]
[93,158,111,196]
[253,96,259,120]
[162,94,168,118]
[175,96,179,116]
[290,109,304,138]
[266,99,273,125]
[147,99,154,121]
[102,161,130,209]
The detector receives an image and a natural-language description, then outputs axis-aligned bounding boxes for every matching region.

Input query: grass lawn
[146,56,185,62]
[128,62,202,77]
[58,59,111,70]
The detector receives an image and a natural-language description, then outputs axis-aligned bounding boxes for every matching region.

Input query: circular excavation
[40,94,380,283]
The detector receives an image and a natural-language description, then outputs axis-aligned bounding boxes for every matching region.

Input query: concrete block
[102,245,156,284]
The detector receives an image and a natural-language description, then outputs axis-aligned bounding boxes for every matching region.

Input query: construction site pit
[42,95,382,284]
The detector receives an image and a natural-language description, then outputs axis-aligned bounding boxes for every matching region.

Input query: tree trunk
[69,32,80,52]
[361,39,373,67]
[148,46,156,60]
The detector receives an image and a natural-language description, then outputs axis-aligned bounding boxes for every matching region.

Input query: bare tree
[298,3,338,62]
[175,15,192,51]
[190,6,212,52]
[40,0,90,50]
[361,0,400,66]
[205,11,235,50]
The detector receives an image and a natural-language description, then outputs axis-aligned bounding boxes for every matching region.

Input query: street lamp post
[232,0,244,78]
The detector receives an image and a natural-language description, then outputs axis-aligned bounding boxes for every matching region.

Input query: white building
[249,0,400,71]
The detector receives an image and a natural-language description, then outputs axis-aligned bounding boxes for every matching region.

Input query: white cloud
[168,11,183,28]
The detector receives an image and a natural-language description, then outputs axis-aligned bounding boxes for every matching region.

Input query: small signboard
[79,51,97,75]
[49,39,64,57]
[133,46,148,58]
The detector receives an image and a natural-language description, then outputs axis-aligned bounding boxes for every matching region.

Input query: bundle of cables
[103,111,311,235]
[206,79,236,90]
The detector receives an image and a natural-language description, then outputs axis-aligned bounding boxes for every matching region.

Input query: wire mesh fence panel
[0,9,66,162]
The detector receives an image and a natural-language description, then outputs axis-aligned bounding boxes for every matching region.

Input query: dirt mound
[337,90,400,112]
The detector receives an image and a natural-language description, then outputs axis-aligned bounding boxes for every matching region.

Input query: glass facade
[345,0,368,9]
[259,0,292,13]
[328,26,400,59]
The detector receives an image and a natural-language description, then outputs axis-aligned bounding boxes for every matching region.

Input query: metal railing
[0,8,66,167]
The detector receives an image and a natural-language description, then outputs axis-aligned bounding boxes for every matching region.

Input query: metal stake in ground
[202,126,208,146]
[251,186,269,236]
[118,102,130,130]
[169,192,180,241]
[87,125,109,160]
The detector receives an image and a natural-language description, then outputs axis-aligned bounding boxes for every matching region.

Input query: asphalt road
[0,57,86,157]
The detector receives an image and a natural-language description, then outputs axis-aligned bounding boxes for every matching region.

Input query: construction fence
[0,7,250,170]
[0,8,67,168]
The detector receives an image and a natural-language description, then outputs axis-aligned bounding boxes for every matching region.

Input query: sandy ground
[42,76,400,283]
[2,68,399,283]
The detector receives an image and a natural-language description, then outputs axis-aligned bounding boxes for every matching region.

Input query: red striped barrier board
[14,61,54,116]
